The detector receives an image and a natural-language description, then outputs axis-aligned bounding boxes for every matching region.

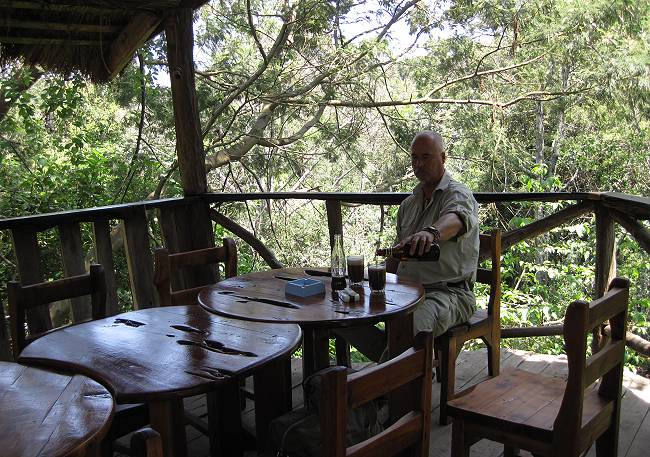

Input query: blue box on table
[285,278,325,297]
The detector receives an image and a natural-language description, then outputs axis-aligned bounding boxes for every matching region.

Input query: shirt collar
[413,170,452,197]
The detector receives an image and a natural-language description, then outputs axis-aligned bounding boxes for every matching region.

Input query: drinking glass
[368,262,386,294]
[346,255,364,286]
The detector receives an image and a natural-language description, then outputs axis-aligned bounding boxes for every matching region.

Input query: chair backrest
[554,277,629,453]
[476,229,502,321]
[317,331,434,457]
[153,237,237,307]
[8,264,106,360]
[130,427,163,457]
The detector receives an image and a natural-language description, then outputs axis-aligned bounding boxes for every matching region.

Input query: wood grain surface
[0,362,114,457]
[198,267,424,326]
[18,305,302,404]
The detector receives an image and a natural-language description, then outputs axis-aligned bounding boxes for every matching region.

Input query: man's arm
[396,213,464,257]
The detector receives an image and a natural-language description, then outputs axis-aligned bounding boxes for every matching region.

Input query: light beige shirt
[396,171,479,290]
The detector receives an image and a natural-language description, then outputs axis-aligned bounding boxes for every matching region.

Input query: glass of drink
[368,262,386,295]
[346,255,364,287]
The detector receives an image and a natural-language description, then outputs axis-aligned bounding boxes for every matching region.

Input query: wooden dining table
[198,267,425,377]
[0,361,114,457]
[18,305,302,457]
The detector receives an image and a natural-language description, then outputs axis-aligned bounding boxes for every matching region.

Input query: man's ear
[441,151,446,163]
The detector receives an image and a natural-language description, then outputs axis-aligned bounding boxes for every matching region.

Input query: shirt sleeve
[437,186,478,239]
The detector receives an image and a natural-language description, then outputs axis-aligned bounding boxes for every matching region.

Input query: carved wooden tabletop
[18,305,302,457]
[198,267,424,327]
[199,267,424,378]
[18,305,302,403]
[0,361,114,457]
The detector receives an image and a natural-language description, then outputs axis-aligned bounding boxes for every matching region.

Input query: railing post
[10,228,52,333]
[123,207,157,309]
[594,202,616,352]
[325,200,343,249]
[59,222,91,322]
[93,220,119,316]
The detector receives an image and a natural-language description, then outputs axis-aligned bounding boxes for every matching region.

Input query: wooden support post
[59,223,91,322]
[594,204,616,352]
[165,8,207,196]
[325,200,343,249]
[10,228,52,333]
[164,9,215,286]
[123,207,157,309]
[93,220,119,316]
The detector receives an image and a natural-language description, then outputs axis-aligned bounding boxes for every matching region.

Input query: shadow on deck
[119,348,650,457]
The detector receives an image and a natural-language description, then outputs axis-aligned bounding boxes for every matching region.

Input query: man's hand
[396,230,436,257]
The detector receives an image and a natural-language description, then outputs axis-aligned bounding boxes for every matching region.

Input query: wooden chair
[435,229,501,425]
[318,331,434,457]
[7,264,149,454]
[447,277,629,457]
[154,237,250,439]
[131,427,163,457]
[153,237,237,307]
[8,264,106,360]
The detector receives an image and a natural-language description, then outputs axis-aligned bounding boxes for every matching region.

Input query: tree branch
[201,8,294,136]
[376,0,420,42]
[246,0,267,63]
[209,208,283,269]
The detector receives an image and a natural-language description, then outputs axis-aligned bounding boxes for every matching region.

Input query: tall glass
[368,262,386,294]
[346,255,364,287]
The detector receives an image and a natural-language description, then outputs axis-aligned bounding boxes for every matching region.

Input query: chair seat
[443,309,488,337]
[447,368,613,443]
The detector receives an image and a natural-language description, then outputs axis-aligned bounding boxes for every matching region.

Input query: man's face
[410,136,446,185]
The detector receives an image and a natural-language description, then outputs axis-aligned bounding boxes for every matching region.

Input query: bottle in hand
[375,242,440,261]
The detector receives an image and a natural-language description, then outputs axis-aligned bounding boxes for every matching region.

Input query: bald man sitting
[336,130,480,362]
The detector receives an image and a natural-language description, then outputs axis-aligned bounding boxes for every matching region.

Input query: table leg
[148,399,187,457]
[207,381,243,457]
[302,327,330,378]
[302,326,315,379]
[386,313,415,425]
[253,356,292,451]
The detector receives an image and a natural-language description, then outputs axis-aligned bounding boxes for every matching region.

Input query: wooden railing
[0,191,648,360]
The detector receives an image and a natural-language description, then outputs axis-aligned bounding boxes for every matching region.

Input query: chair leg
[485,336,500,377]
[335,336,351,367]
[433,337,442,382]
[595,420,619,457]
[451,419,470,457]
[439,336,456,426]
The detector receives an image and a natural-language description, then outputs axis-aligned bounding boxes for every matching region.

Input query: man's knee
[413,297,451,337]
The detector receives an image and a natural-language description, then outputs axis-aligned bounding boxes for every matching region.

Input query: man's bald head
[411,131,445,153]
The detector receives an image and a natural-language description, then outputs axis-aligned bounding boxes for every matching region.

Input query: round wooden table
[0,361,114,457]
[198,267,424,376]
[18,305,302,457]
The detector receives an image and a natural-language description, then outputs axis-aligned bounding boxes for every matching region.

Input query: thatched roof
[0,1,208,82]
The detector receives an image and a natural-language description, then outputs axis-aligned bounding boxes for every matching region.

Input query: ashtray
[285,278,325,297]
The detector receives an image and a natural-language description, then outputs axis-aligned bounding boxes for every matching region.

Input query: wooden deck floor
[122,348,650,457]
